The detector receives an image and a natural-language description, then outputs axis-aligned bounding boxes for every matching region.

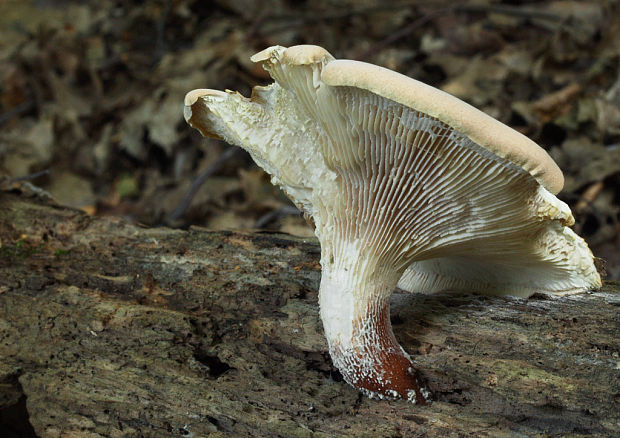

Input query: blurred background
[0,0,618,279]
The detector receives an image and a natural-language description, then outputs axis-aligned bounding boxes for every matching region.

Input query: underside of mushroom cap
[184,44,601,401]
[322,60,564,195]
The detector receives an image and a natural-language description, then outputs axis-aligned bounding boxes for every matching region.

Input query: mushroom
[184,45,601,404]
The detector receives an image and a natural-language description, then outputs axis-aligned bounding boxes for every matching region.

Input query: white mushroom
[184,45,601,403]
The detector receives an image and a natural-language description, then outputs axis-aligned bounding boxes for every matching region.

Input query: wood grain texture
[1,191,618,437]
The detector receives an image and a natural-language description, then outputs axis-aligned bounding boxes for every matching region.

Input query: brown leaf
[532,83,582,123]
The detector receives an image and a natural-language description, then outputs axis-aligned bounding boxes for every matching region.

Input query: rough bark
[1,190,618,438]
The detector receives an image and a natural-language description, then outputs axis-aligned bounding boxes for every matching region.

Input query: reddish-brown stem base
[351,346,428,404]
[331,302,430,404]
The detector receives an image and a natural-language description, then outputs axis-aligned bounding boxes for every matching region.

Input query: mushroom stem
[319,255,430,404]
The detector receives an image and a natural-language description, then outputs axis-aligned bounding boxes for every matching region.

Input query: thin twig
[357,7,453,61]
[257,3,564,36]
[258,4,416,35]
[575,181,604,213]
[6,169,50,184]
[153,0,173,63]
[455,4,564,22]
[263,3,418,24]
[254,206,301,228]
[246,8,270,41]
[0,101,35,127]
[166,147,242,223]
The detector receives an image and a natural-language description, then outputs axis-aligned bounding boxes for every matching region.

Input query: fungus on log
[184,45,601,404]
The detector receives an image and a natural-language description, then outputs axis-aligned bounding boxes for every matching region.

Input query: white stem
[318,244,429,403]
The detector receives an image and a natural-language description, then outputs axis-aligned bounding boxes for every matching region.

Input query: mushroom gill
[184,45,601,403]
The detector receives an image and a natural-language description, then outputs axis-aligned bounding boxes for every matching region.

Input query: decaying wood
[1,190,618,437]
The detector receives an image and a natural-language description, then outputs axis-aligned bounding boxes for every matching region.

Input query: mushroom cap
[322,60,563,194]
[184,44,600,297]
[193,45,563,194]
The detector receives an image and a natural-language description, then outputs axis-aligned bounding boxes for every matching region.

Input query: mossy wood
[0,191,618,437]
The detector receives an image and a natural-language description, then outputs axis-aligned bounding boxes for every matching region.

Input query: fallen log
[1,190,618,437]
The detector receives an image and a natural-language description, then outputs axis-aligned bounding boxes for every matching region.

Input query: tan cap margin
[280,45,335,65]
[184,89,227,107]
